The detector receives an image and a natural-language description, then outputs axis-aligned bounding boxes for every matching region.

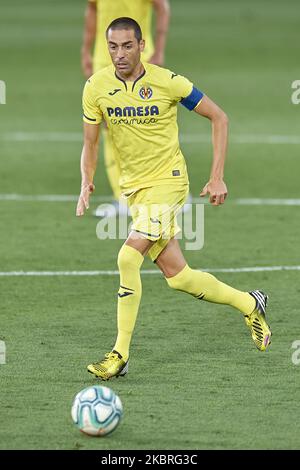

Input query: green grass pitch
[0,0,300,449]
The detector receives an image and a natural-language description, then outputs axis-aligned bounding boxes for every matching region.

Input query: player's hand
[200,180,228,206]
[81,51,93,79]
[148,52,164,66]
[76,183,95,216]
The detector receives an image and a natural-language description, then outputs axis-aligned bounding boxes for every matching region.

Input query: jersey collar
[115,64,146,92]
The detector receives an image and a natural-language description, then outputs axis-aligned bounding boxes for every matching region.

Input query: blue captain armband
[180,86,204,111]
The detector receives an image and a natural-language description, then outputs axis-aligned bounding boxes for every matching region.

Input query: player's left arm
[149,0,170,66]
[194,96,229,206]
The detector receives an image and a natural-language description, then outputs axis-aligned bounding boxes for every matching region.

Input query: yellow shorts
[126,184,189,262]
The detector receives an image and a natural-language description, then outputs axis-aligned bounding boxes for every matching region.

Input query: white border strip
[1,132,300,145]
[1,266,300,276]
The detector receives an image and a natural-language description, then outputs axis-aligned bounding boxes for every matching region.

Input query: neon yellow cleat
[87,350,129,381]
[244,290,272,351]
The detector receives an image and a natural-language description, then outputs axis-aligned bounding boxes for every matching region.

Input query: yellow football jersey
[82,62,204,193]
[89,0,154,71]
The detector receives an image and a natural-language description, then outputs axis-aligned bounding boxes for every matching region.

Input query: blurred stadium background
[0,0,300,449]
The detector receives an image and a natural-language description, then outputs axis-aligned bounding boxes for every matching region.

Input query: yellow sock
[103,127,121,200]
[166,265,255,315]
[113,245,144,361]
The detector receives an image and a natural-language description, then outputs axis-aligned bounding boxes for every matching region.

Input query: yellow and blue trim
[180,86,204,111]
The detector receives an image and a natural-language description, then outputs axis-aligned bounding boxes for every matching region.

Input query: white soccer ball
[71,385,123,436]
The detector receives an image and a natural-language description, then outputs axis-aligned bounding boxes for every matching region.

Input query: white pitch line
[180,134,300,145]
[192,197,300,206]
[1,132,300,144]
[1,266,300,277]
[235,198,300,206]
[0,132,83,142]
[1,194,300,206]
[0,193,111,202]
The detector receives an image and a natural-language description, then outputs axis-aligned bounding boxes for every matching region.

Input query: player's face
[107,28,145,76]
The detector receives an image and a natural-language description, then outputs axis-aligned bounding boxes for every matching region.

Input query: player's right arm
[76,122,100,216]
[81,0,97,78]
[76,78,102,216]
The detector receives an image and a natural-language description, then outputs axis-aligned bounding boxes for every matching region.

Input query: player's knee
[117,244,144,271]
[165,265,193,291]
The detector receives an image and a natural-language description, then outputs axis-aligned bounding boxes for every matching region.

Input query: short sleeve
[82,79,102,125]
[169,73,193,102]
[169,71,204,111]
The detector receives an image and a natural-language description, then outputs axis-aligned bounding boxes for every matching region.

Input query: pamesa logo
[107,105,159,117]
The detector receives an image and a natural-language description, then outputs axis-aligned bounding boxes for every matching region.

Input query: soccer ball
[71,385,123,436]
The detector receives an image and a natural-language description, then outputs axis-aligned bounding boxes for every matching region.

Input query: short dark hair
[106,17,142,42]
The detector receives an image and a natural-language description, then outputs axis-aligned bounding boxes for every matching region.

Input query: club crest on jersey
[139,86,153,100]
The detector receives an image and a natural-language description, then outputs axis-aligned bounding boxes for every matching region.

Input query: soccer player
[76,17,272,381]
[81,0,170,215]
